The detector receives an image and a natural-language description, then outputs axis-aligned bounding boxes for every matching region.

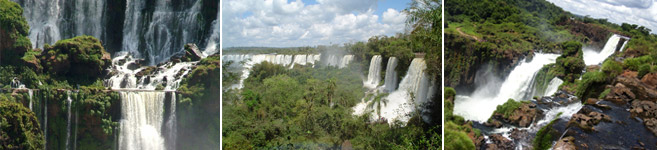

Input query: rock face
[569,111,611,131]
[182,43,203,61]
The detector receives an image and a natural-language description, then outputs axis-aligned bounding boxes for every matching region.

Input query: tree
[367,93,389,119]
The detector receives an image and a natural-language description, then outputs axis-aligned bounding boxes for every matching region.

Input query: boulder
[641,73,657,89]
[40,36,111,79]
[616,76,657,101]
[645,118,657,136]
[553,136,576,150]
[486,134,514,150]
[182,43,203,61]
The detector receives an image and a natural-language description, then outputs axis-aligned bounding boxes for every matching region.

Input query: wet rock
[484,120,503,128]
[486,134,514,150]
[586,98,599,104]
[605,83,635,104]
[586,65,600,72]
[630,100,657,118]
[509,128,528,141]
[641,73,657,89]
[643,116,657,137]
[182,43,203,61]
[569,110,611,131]
[554,136,576,150]
[616,76,657,101]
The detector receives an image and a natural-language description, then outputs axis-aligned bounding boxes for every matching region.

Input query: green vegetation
[445,122,476,150]
[0,100,44,150]
[177,55,221,150]
[222,62,440,149]
[444,87,479,149]
[532,118,559,150]
[41,36,110,83]
[492,99,529,118]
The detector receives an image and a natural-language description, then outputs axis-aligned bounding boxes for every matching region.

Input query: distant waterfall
[28,89,33,111]
[454,53,560,122]
[364,55,383,89]
[384,57,398,92]
[339,55,354,68]
[379,58,432,123]
[544,77,563,96]
[118,92,166,150]
[583,34,622,66]
[12,0,219,65]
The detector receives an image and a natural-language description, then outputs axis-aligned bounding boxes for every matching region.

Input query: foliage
[575,71,608,100]
[40,36,110,84]
[0,100,45,150]
[492,98,528,118]
[622,55,653,71]
[444,122,475,150]
[177,55,221,150]
[0,0,29,36]
[638,64,652,78]
[532,118,559,150]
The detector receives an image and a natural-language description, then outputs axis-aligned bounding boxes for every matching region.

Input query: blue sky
[223,0,412,48]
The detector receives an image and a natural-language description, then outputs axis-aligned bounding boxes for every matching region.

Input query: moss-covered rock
[0,100,45,150]
[40,36,111,83]
[0,0,32,66]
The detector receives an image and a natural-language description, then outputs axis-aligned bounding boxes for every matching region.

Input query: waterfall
[118,92,166,150]
[223,54,325,89]
[106,53,197,90]
[203,2,220,56]
[583,34,622,66]
[12,0,219,65]
[339,55,354,68]
[384,57,398,92]
[364,55,383,89]
[544,77,564,96]
[28,89,33,111]
[379,58,432,123]
[65,91,73,150]
[454,53,560,122]
[165,93,177,149]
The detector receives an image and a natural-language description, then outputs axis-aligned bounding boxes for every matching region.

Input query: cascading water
[384,57,398,92]
[544,77,564,96]
[28,89,33,111]
[106,53,197,90]
[583,34,622,66]
[339,55,354,68]
[118,92,166,150]
[454,53,560,122]
[65,91,73,150]
[379,58,432,123]
[12,0,219,65]
[165,93,177,150]
[364,55,382,89]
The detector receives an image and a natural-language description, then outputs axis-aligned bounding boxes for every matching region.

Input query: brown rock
[487,134,514,150]
[645,118,657,137]
[616,76,657,101]
[554,136,576,150]
[182,43,203,61]
[621,70,638,78]
[587,98,599,104]
[641,73,657,89]
[630,100,657,118]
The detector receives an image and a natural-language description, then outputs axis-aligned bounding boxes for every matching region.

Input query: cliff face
[559,19,618,49]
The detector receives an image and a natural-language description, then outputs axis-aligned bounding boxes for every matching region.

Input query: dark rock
[554,136,576,150]
[486,134,514,150]
[182,43,203,61]
[509,128,528,141]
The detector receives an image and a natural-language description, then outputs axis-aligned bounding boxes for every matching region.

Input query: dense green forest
[444,0,657,149]
[222,0,443,149]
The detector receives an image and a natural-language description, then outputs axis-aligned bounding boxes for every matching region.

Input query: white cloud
[222,0,408,47]
[548,0,657,34]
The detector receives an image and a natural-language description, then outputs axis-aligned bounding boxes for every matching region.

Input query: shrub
[492,99,528,118]
[638,64,651,78]
[445,122,476,150]
[623,55,652,71]
[601,60,623,77]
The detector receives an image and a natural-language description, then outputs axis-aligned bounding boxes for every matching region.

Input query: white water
[106,53,197,90]
[339,55,354,68]
[118,92,166,150]
[165,93,177,149]
[65,91,73,150]
[535,102,582,128]
[202,2,221,56]
[384,57,399,93]
[544,77,563,96]
[377,58,432,123]
[364,55,383,89]
[28,89,33,111]
[454,53,560,122]
[13,0,218,65]
[583,34,622,66]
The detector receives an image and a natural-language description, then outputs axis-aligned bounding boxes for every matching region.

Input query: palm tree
[367,93,390,120]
